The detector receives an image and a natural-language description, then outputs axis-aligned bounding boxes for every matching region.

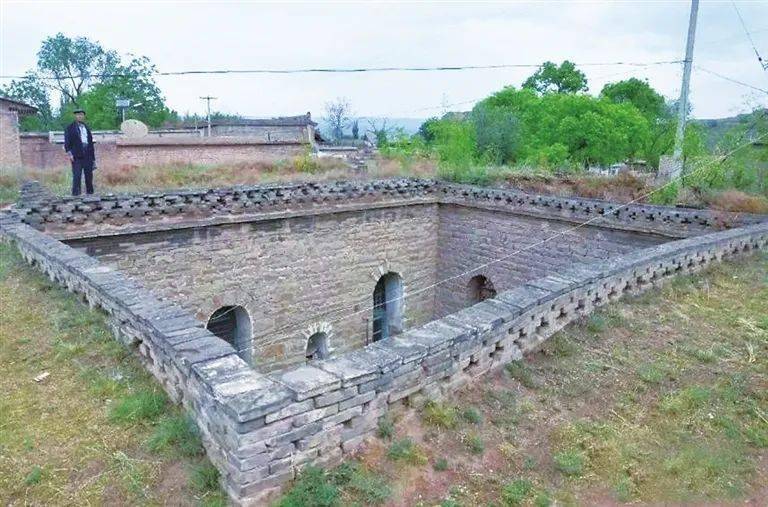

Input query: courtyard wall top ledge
[14,178,767,240]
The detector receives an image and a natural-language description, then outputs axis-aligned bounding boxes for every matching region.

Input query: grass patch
[0,242,221,504]
[108,390,167,424]
[466,433,485,455]
[189,463,220,493]
[146,414,203,457]
[501,478,534,506]
[505,360,536,388]
[553,450,585,476]
[278,462,390,506]
[461,406,483,425]
[387,438,427,465]
[433,457,449,471]
[636,362,665,384]
[24,466,43,486]
[422,401,459,429]
[376,416,394,440]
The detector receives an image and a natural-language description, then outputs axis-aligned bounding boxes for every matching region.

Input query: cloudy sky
[2,1,767,120]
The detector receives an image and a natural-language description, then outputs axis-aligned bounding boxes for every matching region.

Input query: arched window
[468,275,497,303]
[372,272,403,342]
[306,332,330,360]
[207,305,253,365]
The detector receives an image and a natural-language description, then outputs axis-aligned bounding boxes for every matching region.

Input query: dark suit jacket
[64,121,95,161]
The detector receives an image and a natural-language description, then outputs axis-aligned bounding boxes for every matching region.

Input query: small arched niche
[372,272,404,342]
[468,275,497,304]
[206,305,253,365]
[305,332,330,361]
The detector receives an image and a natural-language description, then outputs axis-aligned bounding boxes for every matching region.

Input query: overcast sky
[2,1,767,120]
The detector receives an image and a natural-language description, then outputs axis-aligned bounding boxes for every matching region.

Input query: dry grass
[704,189,768,214]
[0,156,438,205]
[0,243,225,506]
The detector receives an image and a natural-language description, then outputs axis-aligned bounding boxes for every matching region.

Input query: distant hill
[694,109,767,149]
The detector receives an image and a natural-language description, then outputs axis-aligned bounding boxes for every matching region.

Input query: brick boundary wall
[15,178,766,241]
[2,182,767,506]
[18,134,308,172]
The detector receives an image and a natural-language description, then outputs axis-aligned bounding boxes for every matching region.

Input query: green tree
[600,78,666,122]
[3,33,174,131]
[522,60,588,94]
[35,33,120,104]
[76,56,176,129]
[470,103,520,164]
[0,72,57,130]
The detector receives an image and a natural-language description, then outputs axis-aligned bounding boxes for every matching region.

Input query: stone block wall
[68,204,440,370]
[3,179,768,506]
[435,204,667,316]
[2,205,766,506]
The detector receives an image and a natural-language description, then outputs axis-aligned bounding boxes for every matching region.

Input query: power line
[0,60,684,81]
[732,1,768,71]
[694,65,768,94]
[220,129,768,357]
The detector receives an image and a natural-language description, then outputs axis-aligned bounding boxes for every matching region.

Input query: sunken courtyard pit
[2,178,767,505]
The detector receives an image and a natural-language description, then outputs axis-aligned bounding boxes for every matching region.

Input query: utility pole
[199,96,217,137]
[670,0,699,179]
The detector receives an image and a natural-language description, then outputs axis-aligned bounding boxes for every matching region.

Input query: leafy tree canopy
[1,33,175,131]
[600,78,667,122]
[522,60,588,94]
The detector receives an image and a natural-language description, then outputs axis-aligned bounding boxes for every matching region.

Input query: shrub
[553,450,585,476]
[108,390,166,424]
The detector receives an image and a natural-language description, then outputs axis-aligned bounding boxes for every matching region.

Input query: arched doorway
[468,275,497,303]
[306,332,330,360]
[372,272,403,342]
[207,305,253,365]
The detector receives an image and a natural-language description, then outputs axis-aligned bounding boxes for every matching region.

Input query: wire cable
[0,60,684,81]
[694,65,768,94]
[732,1,768,71]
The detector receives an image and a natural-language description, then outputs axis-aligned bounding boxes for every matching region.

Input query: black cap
[73,108,85,114]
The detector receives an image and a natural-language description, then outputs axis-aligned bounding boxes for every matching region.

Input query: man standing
[64,109,96,195]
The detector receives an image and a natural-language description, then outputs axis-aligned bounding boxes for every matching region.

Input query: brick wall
[435,204,667,316]
[18,135,309,171]
[67,204,440,370]
[1,111,22,168]
[66,200,669,371]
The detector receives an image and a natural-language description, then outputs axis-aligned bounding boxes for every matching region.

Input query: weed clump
[505,360,536,388]
[387,438,427,465]
[422,401,459,428]
[376,416,395,440]
[501,478,533,505]
[553,450,585,476]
